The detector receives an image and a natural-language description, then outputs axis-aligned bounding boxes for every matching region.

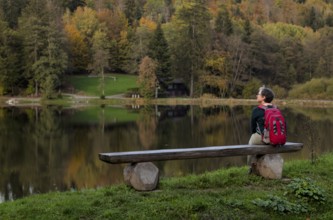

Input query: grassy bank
[2,96,333,108]
[66,74,137,96]
[1,73,333,107]
[1,153,332,220]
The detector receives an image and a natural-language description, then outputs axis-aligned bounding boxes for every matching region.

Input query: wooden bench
[99,142,303,191]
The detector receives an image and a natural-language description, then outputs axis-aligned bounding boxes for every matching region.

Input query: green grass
[1,153,333,219]
[66,74,138,96]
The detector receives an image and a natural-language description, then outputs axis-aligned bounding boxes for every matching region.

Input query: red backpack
[258,105,287,146]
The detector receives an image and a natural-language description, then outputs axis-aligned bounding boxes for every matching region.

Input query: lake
[1,104,332,203]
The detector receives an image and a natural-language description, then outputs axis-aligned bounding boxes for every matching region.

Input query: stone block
[123,162,159,191]
[254,154,284,179]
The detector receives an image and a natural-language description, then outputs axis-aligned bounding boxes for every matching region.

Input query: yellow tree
[70,7,99,41]
[63,7,100,73]
[138,56,157,98]
[64,23,89,72]
[201,53,230,97]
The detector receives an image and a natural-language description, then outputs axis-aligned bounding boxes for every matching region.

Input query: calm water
[0,105,332,203]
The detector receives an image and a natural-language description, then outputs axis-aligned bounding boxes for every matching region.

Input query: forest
[1,0,333,99]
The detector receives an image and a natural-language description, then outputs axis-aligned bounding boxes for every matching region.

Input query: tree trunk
[35,79,38,97]
[190,64,194,97]
[102,68,105,96]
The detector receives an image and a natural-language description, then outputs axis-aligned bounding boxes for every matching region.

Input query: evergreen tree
[109,30,132,73]
[308,7,318,31]
[125,0,136,26]
[0,19,22,95]
[170,0,211,97]
[304,7,324,32]
[124,0,144,26]
[61,0,86,12]
[118,30,135,73]
[18,0,48,96]
[249,30,280,86]
[19,0,67,97]
[148,23,171,83]
[242,18,252,43]
[287,64,297,86]
[273,53,290,88]
[0,0,29,28]
[39,18,68,98]
[215,7,233,36]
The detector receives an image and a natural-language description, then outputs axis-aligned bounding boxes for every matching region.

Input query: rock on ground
[124,162,159,191]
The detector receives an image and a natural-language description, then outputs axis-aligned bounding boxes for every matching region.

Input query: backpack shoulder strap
[258,105,267,110]
[258,104,276,110]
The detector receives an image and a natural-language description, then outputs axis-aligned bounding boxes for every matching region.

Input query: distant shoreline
[1,95,333,108]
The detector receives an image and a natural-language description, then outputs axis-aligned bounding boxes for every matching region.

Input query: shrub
[252,195,308,215]
[327,78,333,97]
[288,78,333,100]
[253,177,326,215]
[286,178,326,204]
[272,85,287,99]
[242,78,263,99]
[24,82,35,96]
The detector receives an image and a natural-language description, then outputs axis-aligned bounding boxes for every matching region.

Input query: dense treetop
[1,0,333,98]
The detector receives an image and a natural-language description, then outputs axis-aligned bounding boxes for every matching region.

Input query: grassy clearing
[1,153,333,219]
[2,74,333,107]
[66,74,138,96]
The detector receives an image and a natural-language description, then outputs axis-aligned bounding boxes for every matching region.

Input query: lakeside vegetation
[1,152,333,219]
[2,74,333,108]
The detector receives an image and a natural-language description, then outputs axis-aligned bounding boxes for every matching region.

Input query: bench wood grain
[99,142,303,164]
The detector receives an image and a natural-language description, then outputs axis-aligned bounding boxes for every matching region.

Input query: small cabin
[159,78,189,97]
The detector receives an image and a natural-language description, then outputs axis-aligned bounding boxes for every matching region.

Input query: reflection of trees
[161,106,250,177]
[0,107,131,201]
[63,107,135,189]
[137,106,157,150]
[0,108,31,201]
[284,108,333,161]
[1,105,333,202]
[199,106,249,145]
[0,107,66,201]
[29,107,65,191]
[290,108,333,122]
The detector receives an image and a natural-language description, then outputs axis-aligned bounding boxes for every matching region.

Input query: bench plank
[99,142,303,164]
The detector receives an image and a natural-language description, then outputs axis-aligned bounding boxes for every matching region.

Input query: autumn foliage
[1,0,333,99]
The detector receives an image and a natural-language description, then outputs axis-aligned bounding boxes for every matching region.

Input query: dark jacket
[250,105,274,134]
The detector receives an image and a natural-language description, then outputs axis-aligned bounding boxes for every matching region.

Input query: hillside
[0,0,333,99]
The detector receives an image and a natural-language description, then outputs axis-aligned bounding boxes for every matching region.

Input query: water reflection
[0,105,333,202]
